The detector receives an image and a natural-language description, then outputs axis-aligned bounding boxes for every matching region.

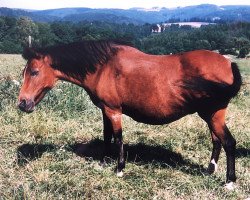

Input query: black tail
[227,62,242,99]
[181,62,242,102]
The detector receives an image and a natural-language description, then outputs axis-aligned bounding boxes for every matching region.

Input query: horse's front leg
[102,107,125,177]
[102,112,113,160]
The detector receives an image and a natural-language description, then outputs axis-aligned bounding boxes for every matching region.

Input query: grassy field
[0,54,249,199]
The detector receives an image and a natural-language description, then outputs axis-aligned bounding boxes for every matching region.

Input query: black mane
[22,40,128,78]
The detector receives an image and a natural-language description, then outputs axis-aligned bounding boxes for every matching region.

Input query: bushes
[0,40,22,54]
[238,47,250,58]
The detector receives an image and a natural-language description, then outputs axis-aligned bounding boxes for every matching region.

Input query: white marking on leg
[116,171,123,177]
[211,159,218,172]
[224,182,236,190]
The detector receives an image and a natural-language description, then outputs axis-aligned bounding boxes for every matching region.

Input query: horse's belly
[122,105,190,125]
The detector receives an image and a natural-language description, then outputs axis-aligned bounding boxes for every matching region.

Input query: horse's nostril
[18,99,35,113]
[19,99,26,110]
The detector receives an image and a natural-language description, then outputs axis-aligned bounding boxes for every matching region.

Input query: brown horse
[18,40,241,186]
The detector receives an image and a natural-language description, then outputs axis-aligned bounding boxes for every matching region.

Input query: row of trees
[0,16,250,57]
[142,23,250,58]
[0,16,152,53]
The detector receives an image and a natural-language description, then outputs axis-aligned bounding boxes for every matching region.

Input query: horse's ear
[42,55,52,66]
[22,47,41,60]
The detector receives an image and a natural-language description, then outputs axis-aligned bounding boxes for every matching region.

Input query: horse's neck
[55,66,101,94]
[54,69,85,87]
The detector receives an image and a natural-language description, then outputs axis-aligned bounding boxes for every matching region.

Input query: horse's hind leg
[199,108,236,184]
[207,132,222,174]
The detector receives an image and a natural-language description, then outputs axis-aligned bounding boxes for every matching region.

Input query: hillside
[1,4,250,24]
[0,7,59,22]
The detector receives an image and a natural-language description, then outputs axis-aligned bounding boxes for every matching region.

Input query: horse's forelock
[22,48,41,61]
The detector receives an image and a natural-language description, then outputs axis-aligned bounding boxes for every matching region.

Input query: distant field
[0,54,249,199]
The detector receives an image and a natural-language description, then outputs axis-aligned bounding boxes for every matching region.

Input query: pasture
[0,54,249,199]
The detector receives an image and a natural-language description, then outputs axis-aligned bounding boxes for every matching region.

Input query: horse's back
[117,47,232,82]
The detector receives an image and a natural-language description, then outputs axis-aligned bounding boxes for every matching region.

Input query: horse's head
[18,48,58,113]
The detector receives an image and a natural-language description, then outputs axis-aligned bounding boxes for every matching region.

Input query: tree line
[0,16,250,57]
[141,23,250,58]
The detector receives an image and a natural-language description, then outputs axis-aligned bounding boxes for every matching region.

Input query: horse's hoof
[207,159,218,174]
[116,171,124,177]
[224,182,236,190]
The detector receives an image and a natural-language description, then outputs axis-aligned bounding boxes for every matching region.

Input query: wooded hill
[1,4,250,24]
[0,16,250,58]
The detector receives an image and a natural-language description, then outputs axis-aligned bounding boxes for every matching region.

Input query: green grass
[0,54,249,199]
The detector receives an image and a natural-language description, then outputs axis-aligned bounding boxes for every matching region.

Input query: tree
[50,22,76,44]
[0,17,17,41]
[36,23,57,47]
[0,17,22,53]
[194,40,211,50]
[16,17,39,47]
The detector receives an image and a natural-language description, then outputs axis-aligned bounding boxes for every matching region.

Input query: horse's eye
[31,70,39,76]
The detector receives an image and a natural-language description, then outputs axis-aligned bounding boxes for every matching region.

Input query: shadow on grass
[66,139,206,176]
[236,147,250,158]
[16,139,250,177]
[17,143,56,166]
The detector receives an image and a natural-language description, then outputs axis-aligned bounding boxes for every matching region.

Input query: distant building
[151,24,163,33]
[152,22,216,33]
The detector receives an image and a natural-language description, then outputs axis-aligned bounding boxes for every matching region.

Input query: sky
[1,0,250,10]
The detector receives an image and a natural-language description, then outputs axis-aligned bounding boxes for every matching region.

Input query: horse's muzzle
[18,99,35,113]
